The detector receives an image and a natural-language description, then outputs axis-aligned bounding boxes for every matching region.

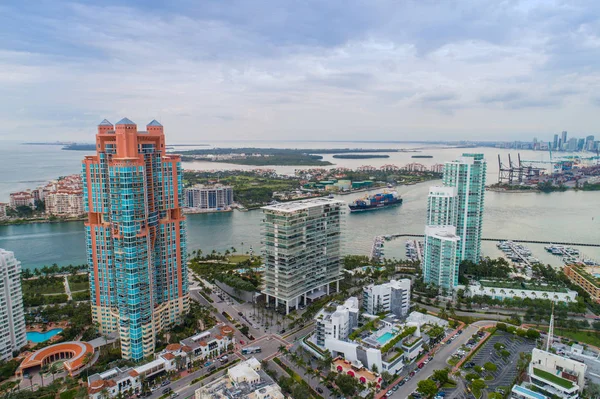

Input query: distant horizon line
[11,138,533,145]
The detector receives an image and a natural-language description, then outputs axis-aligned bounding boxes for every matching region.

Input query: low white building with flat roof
[528,348,585,399]
[195,357,284,399]
[228,357,261,384]
[465,281,578,303]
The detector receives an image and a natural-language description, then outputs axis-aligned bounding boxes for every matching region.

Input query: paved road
[388,321,496,399]
[63,275,72,300]
[148,356,241,399]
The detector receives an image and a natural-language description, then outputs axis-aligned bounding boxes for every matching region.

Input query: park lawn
[67,275,90,292]
[555,329,600,347]
[22,280,64,295]
[227,255,251,264]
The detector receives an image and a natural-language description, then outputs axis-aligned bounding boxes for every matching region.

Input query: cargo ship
[348,191,402,212]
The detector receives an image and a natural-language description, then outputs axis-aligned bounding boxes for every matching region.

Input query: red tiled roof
[162,353,175,360]
[166,343,182,351]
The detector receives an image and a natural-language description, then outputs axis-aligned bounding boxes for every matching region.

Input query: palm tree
[49,362,60,383]
[40,364,49,387]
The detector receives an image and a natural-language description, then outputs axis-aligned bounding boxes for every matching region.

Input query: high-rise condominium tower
[261,198,344,314]
[423,153,486,289]
[0,249,27,361]
[82,118,189,361]
[442,153,486,262]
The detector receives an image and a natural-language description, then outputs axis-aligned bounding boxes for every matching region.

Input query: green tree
[381,371,395,385]
[417,379,438,398]
[432,368,450,385]
[583,381,600,399]
[471,379,486,397]
[526,328,541,340]
[291,383,311,399]
[483,362,497,372]
[336,374,359,397]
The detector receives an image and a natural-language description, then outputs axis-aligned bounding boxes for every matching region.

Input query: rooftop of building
[332,357,381,385]
[424,225,460,240]
[261,197,344,213]
[186,183,233,190]
[197,358,280,399]
[475,280,572,293]
[88,366,137,394]
[116,117,136,125]
[532,367,575,389]
[228,357,261,381]
[316,297,359,321]
[512,385,549,399]
[180,324,233,350]
[364,279,411,292]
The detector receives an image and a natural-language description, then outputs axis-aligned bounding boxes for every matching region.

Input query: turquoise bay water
[1,185,599,269]
[1,140,599,269]
[26,328,63,343]
[377,332,395,345]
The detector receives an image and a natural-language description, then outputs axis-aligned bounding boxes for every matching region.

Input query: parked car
[316,387,324,393]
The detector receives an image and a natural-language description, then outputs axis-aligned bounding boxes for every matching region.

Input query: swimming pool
[26,328,63,343]
[376,332,394,345]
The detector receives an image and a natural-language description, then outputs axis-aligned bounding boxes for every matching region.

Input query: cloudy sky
[1,0,599,142]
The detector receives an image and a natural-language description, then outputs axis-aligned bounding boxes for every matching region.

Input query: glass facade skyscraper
[423,153,486,289]
[261,198,344,314]
[442,153,486,262]
[82,118,189,361]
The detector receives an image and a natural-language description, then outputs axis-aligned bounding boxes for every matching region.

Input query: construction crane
[497,153,544,185]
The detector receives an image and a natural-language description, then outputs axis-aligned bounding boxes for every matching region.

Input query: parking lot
[465,331,535,394]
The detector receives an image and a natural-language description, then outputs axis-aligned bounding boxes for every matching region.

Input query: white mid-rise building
[362,279,411,317]
[45,191,84,216]
[0,249,26,361]
[528,348,585,399]
[184,184,234,210]
[315,297,359,347]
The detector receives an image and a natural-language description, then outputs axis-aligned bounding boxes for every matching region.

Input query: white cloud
[0,0,599,141]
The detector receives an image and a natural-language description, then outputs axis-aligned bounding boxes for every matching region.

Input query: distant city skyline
[2,1,600,142]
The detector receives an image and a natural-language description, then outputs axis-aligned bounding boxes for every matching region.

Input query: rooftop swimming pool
[26,328,63,343]
[376,332,395,345]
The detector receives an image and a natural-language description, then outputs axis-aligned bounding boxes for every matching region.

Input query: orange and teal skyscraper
[82,118,189,360]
